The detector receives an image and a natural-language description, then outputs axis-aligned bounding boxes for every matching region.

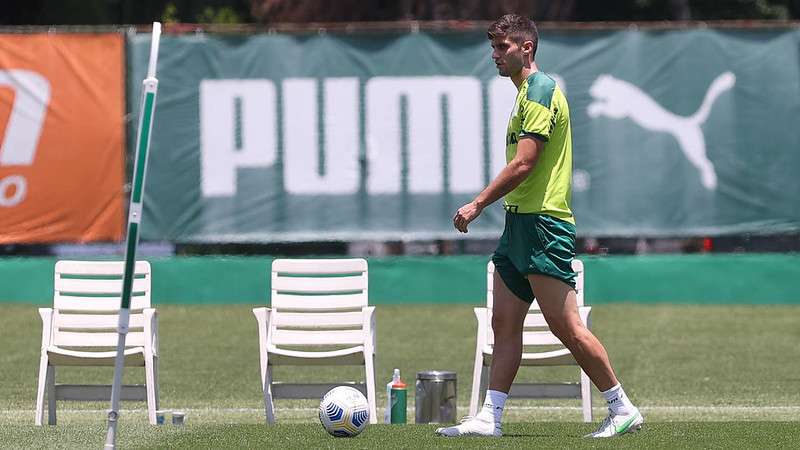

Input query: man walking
[436,14,643,438]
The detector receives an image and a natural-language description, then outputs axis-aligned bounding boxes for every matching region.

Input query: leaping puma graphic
[587,72,736,190]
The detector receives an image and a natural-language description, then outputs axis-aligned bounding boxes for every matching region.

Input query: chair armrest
[38,308,54,350]
[474,307,489,349]
[38,308,53,321]
[473,307,488,320]
[252,307,272,325]
[253,307,272,348]
[578,305,592,329]
[143,308,159,357]
[362,306,376,354]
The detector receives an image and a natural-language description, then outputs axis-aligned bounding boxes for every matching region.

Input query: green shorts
[492,212,577,303]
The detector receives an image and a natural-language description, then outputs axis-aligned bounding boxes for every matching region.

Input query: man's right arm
[474,136,543,209]
[453,136,542,233]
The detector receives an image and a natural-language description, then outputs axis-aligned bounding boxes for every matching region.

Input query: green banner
[127,28,800,241]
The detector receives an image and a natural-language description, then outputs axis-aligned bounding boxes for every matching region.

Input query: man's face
[490,35,530,77]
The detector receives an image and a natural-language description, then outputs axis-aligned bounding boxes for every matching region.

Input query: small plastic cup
[172,411,186,426]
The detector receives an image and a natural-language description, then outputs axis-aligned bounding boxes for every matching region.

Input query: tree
[0,0,251,25]
[0,0,797,26]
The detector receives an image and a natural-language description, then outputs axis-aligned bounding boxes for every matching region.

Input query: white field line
[3,405,800,414]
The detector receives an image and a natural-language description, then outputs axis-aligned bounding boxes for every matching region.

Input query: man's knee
[491,312,508,333]
[548,319,588,347]
[491,310,522,337]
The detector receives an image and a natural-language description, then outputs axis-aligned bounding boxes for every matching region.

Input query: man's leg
[527,273,617,390]
[488,269,532,392]
[528,274,643,437]
[436,269,529,437]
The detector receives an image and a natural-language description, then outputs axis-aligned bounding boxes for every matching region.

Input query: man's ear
[521,40,534,58]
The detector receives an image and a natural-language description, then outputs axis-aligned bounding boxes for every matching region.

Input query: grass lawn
[3,422,800,449]
[1,303,799,448]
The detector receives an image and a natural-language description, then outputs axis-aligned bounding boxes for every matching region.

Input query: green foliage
[196,6,242,24]
[689,0,791,19]
[161,3,179,24]
[575,0,796,21]
[3,0,799,26]
[160,2,242,24]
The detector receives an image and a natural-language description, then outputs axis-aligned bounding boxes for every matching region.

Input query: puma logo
[587,72,735,190]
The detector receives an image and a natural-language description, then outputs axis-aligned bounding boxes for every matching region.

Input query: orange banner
[0,33,124,243]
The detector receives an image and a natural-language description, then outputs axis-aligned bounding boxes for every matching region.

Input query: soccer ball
[318,386,370,437]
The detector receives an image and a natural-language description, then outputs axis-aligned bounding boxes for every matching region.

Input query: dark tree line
[1,0,799,25]
[250,0,800,22]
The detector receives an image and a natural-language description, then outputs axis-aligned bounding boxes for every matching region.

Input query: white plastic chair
[469,259,593,422]
[35,260,159,425]
[253,258,377,424]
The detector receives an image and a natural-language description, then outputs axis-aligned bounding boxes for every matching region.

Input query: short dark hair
[487,14,539,59]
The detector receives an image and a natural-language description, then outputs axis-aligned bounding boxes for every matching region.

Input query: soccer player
[436,14,643,438]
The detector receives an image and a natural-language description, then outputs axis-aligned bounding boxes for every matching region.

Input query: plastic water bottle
[390,369,407,424]
[384,368,401,423]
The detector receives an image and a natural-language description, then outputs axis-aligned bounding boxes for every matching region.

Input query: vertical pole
[104,22,161,450]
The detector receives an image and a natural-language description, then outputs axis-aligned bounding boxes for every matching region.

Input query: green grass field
[2,303,799,448]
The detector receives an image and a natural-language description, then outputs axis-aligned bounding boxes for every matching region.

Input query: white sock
[478,389,507,423]
[601,383,636,415]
